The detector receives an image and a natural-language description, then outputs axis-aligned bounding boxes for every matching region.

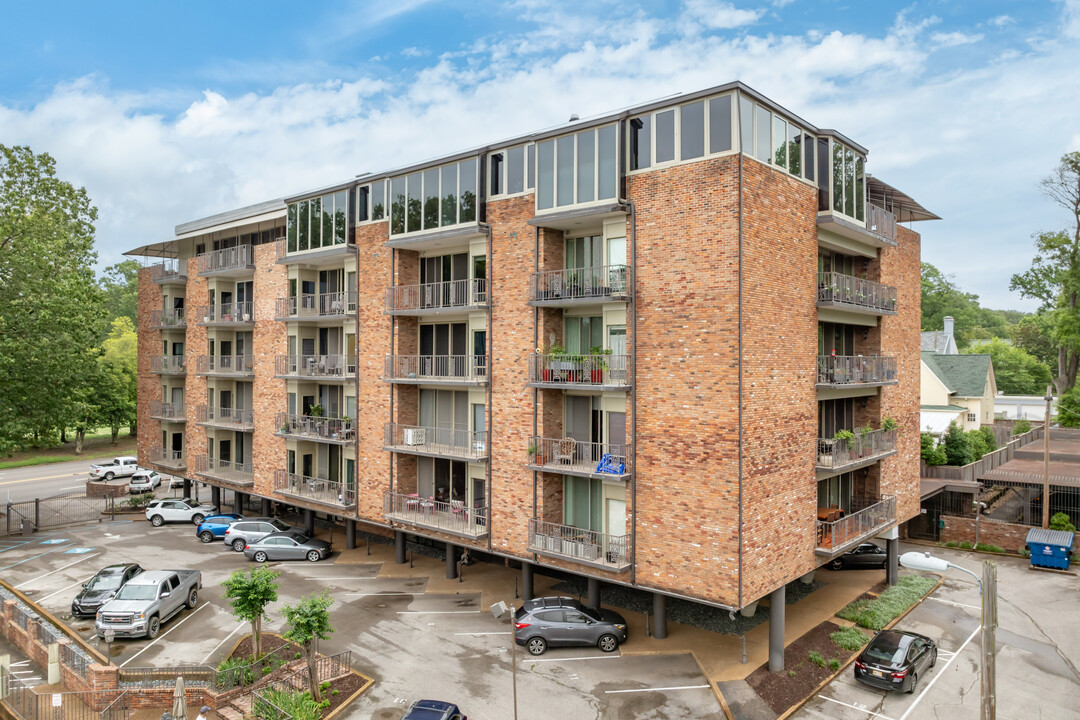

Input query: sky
[1,0,1078,311]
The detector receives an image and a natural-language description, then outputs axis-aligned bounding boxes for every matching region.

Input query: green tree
[1010,151,1080,395]
[1056,386,1080,428]
[223,567,281,661]
[100,317,137,440]
[964,338,1052,395]
[942,421,975,466]
[100,259,140,325]
[282,592,334,702]
[920,432,946,465]
[921,263,1010,347]
[1011,312,1058,369]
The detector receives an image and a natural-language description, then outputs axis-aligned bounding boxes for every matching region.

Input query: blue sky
[1,0,1078,311]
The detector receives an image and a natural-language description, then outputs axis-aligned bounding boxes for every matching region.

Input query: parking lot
[0,517,719,719]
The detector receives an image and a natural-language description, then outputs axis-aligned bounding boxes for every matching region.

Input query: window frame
[488,143,534,199]
[627,92,738,174]
[535,124,619,214]
[388,159,479,237]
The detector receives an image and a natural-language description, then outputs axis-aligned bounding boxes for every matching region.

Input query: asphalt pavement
[0,459,99,503]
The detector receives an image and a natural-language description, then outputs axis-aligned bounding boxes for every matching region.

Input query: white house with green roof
[920,351,996,434]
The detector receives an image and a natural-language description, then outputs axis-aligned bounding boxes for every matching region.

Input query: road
[0,459,98,503]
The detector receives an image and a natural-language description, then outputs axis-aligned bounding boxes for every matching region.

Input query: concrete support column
[445,543,457,579]
[522,562,534,601]
[345,520,356,550]
[769,585,786,672]
[587,577,601,610]
[182,478,192,497]
[653,593,667,639]
[211,486,220,508]
[261,498,272,516]
[304,509,315,536]
[395,531,407,564]
[886,537,899,586]
[234,492,244,513]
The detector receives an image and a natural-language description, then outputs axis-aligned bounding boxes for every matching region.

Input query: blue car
[196,514,244,543]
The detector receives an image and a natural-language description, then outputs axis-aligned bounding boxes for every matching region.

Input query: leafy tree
[100,317,137,440]
[942,421,975,466]
[223,567,281,661]
[1010,151,1080,395]
[1012,419,1032,435]
[1011,312,1058,369]
[921,263,1010,347]
[100,259,140,325]
[1056,386,1080,428]
[967,426,997,459]
[920,432,946,465]
[964,338,1052,395]
[282,592,334,702]
[1049,512,1076,533]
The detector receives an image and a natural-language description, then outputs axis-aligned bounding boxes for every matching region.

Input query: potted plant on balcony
[857,422,874,457]
[881,416,898,433]
[831,429,856,465]
[539,343,565,382]
[588,346,612,383]
[280,420,292,434]
[307,404,323,417]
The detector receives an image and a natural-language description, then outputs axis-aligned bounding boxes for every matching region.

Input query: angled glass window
[576,129,595,204]
[680,101,705,160]
[298,200,309,251]
[287,203,297,252]
[556,135,575,206]
[709,95,732,154]
[489,152,503,196]
[334,190,346,244]
[772,116,787,170]
[391,177,406,234]
[406,172,423,233]
[597,125,616,200]
[441,164,457,226]
[844,148,855,217]
[630,115,650,170]
[787,125,802,177]
[371,180,385,221]
[855,156,865,221]
[739,96,754,154]
[537,139,554,210]
[459,158,477,223]
[655,109,675,164]
[423,168,440,230]
[755,107,771,162]
[527,143,535,189]
[508,145,524,195]
[832,142,844,213]
[356,186,369,223]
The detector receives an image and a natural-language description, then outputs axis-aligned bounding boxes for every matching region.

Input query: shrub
[837,575,938,630]
[255,689,322,720]
[881,416,898,432]
[262,666,272,675]
[830,626,870,652]
[977,425,999,452]
[330,690,339,697]
[788,670,796,678]
[1050,512,1076,533]
[942,541,959,548]
[942,421,975,466]
[808,650,826,668]
[920,433,947,466]
[958,541,973,550]
[1058,387,1080,428]
[1012,419,1032,435]
[215,657,254,689]
[122,493,156,509]
[974,543,1005,553]
[828,658,841,672]
[1020,547,1032,558]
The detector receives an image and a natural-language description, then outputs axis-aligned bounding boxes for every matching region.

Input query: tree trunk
[110,426,119,446]
[75,430,85,455]
[129,421,137,438]
[61,428,67,443]
[252,615,261,661]
[306,643,321,702]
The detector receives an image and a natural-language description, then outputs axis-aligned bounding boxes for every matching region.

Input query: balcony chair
[555,437,576,465]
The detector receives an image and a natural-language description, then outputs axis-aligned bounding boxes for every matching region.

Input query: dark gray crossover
[514,596,628,655]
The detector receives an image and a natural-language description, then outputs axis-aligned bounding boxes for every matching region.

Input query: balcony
[816,495,896,557]
[197,405,255,431]
[274,355,356,381]
[527,518,630,572]
[151,356,186,375]
[197,245,254,277]
[816,355,897,389]
[275,292,357,323]
[275,237,355,266]
[150,262,187,285]
[149,401,185,423]
[150,447,186,471]
[817,202,897,247]
[817,272,897,315]
[383,423,488,462]
[274,470,355,509]
[385,279,488,316]
[150,308,187,330]
[195,355,254,377]
[193,455,253,487]
[274,413,354,445]
[197,302,254,327]
[526,436,629,480]
[383,491,489,540]
[528,265,631,307]
[528,353,630,391]
[384,355,488,386]
[817,428,897,473]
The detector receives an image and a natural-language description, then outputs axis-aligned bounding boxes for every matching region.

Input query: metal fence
[2,496,115,536]
[118,665,214,688]
[1,668,127,720]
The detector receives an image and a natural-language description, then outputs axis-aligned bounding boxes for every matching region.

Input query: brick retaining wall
[941,515,1079,552]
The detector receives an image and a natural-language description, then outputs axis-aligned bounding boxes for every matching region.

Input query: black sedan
[401,700,467,719]
[854,630,937,693]
[829,543,887,570]
[71,563,143,618]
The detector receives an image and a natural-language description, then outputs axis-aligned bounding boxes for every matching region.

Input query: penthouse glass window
[489,143,533,197]
[356,180,387,224]
[828,140,866,222]
[286,190,348,253]
[738,96,818,186]
[536,124,617,212]
[629,93,734,171]
[389,159,477,236]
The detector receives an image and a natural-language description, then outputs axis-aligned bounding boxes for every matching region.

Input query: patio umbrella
[172,675,187,720]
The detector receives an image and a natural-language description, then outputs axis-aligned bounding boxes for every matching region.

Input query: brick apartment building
[128,81,936,665]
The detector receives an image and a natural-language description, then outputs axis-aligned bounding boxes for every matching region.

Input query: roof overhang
[867,176,940,223]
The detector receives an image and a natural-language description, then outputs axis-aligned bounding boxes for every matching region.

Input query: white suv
[145,498,217,527]
[128,470,162,494]
[89,456,139,480]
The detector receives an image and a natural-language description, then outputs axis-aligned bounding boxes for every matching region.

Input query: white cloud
[1064,0,1080,38]
[679,0,764,32]
[930,31,984,47]
[988,15,1014,27]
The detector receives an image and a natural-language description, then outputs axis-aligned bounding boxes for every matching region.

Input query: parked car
[145,498,217,526]
[401,700,467,720]
[71,564,143,618]
[243,531,332,563]
[854,629,937,693]
[223,517,295,552]
[89,456,139,481]
[127,470,163,494]
[513,596,628,656]
[195,514,244,543]
[829,543,888,571]
[95,569,202,639]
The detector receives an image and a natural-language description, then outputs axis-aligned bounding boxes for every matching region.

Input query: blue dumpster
[1026,528,1074,570]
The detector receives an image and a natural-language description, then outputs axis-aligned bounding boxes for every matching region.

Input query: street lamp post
[490,601,519,720]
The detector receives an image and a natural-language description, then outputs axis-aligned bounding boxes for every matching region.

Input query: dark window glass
[390,177,406,234]
[459,159,476,223]
[287,203,297,252]
[739,96,754,153]
[772,116,787,170]
[334,190,346,244]
[507,146,524,194]
[655,109,675,164]
[407,172,423,233]
[490,153,503,196]
[680,101,705,160]
[817,138,829,210]
[371,180,385,220]
[708,95,732,153]
[556,135,575,206]
[298,200,309,251]
[441,164,457,226]
[855,156,865,221]
[537,140,554,209]
[788,125,802,176]
[804,134,815,182]
[424,168,440,230]
[597,125,616,200]
[527,144,535,189]
[321,195,334,247]
[310,197,322,249]
[755,107,771,162]
[356,186,369,223]
[832,142,844,212]
[576,129,594,204]
[845,149,856,217]
[630,116,650,170]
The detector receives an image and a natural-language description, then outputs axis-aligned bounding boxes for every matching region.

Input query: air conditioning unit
[403,428,426,446]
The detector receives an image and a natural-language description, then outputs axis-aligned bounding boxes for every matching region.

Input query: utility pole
[981,560,998,720]
[1043,385,1052,529]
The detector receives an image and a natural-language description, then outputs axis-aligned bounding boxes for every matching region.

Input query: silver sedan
[242,531,332,563]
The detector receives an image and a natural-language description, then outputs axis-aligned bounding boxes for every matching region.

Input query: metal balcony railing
[528,518,630,571]
[274,354,356,379]
[817,428,897,470]
[193,455,253,485]
[385,279,488,314]
[150,308,186,329]
[529,265,630,304]
[150,447,186,470]
[275,291,357,320]
[149,401,185,421]
[383,423,488,461]
[383,491,489,538]
[274,413,353,443]
[197,302,254,325]
[197,245,254,275]
[816,495,896,554]
[274,470,355,507]
[526,436,629,478]
[816,355,897,387]
[866,204,897,243]
[196,355,254,376]
[151,356,186,374]
[150,262,186,284]
[384,355,487,383]
[528,353,629,388]
[197,405,254,430]
[817,272,897,314]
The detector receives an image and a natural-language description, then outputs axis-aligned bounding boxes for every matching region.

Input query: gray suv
[222,517,294,552]
[514,597,628,655]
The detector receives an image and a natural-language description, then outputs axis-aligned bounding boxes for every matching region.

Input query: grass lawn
[0,428,137,469]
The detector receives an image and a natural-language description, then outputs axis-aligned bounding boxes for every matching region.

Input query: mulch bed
[746,620,858,716]
[227,634,301,663]
[319,672,368,715]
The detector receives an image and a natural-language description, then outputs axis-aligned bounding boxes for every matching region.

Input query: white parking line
[38,576,95,602]
[454,631,512,636]
[898,625,980,720]
[927,596,979,611]
[119,603,210,667]
[396,610,480,614]
[200,623,246,664]
[523,655,621,663]
[817,695,896,720]
[347,592,419,597]
[14,554,98,589]
[606,684,711,694]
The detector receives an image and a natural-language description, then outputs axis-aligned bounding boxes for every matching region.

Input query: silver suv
[513,597,628,655]
[223,517,295,552]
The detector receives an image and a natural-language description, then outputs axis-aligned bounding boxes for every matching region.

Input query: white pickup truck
[89,456,140,480]
[95,569,201,639]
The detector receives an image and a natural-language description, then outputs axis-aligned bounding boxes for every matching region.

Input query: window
[680,100,705,160]
[536,125,618,211]
[356,180,386,224]
[389,159,478,235]
[489,145,531,197]
[822,139,866,222]
[655,109,675,164]
[490,153,503,196]
[630,116,650,171]
[967,413,976,423]
[286,190,348,253]
[633,94,733,170]
[708,95,732,154]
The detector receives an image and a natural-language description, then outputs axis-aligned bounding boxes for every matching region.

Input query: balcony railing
[197,405,255,430]
[816,355,897,388]
[817,428,897,471]
[150,308,187,330]
[528,518,630,572]
[385,279,488,315]
[197,245,254,275]
[275,292,357,321]
[149,401,185,422]
[384,423,488,461]
[151,356,186,375]
[197,302,254,325]
[275,413,354,443]
[274,470,355,508]
[384,355,487,384]
[150,262,186,284]
[196,355,254,376]
[528,353,630,389]
[816,495,896,555]
[866,204,897,243]
[818,272,897,314]
[529,265,630,304]
[150,447,186,470]
[193,455,253,486]
[526,436,629,479]
[383,491,489,539]
[274,354,356,379]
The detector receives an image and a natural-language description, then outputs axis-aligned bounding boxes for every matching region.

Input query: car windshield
[582,608,602,622]
[865,636,904,665]
[86,574,122,591]
[114,584,156,601]
[270,519,289,531]
[291,534,310,544]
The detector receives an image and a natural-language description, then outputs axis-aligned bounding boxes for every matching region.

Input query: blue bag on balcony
[595,454,625,475]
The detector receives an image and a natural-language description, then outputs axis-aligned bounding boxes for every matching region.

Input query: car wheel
[232,539,246,552]
[187,589,198,608]
[907,672,918,694]
[192,514,205,525]
[831,559,844,570]
[526,637,547,656]
[597,634,619,653]
[254,551,268,563]
[307,550,321,562]
[105,472,115,480]
[199,531,214,543]
[146,616,160,639]
[150,515,164,527]
[930,648,937,668]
